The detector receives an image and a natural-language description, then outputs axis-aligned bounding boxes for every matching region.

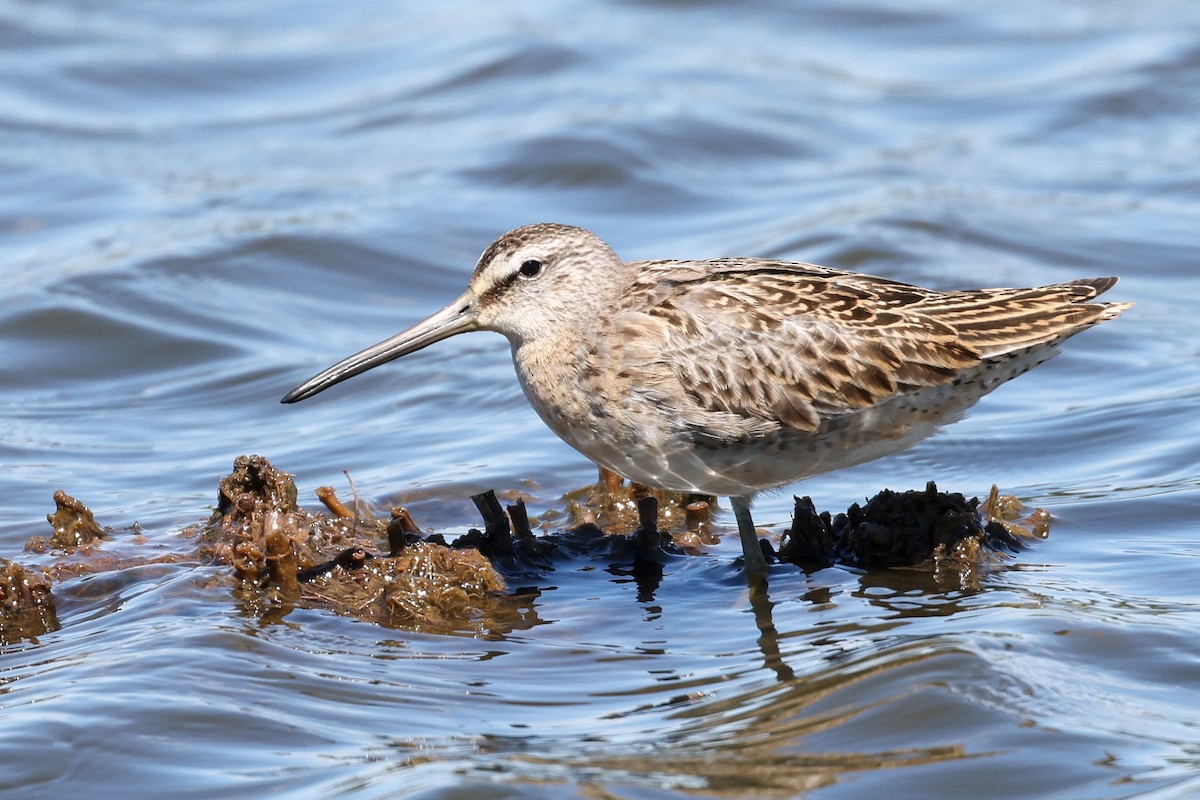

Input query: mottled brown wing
[616,262,981,434]
[618,262,1126,435]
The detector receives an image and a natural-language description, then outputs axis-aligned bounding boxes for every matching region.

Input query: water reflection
[605,557,665,609]
[748,578,797,683]
[326,556,1015,794]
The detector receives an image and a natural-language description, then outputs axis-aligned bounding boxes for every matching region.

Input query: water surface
[2,1,1198,797]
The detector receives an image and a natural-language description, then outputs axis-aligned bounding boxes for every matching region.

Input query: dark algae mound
[778,481,1048,571]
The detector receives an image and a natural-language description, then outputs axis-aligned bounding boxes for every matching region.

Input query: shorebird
[282,223,1130,576]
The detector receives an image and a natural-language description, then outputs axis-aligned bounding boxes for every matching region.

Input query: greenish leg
[731,495,768,577]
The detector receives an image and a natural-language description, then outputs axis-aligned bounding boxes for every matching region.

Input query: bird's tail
[919,277,1132,358]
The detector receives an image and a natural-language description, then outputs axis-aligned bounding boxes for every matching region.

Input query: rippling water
[3,1,1199,797]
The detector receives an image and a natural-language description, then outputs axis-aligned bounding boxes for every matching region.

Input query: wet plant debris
[0,455,1050,641]
[0,558,58,643]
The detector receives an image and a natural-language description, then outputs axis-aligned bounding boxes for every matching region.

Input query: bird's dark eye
[518,259,543,278]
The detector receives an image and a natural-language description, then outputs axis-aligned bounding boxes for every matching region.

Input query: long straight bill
[281,291,478,403]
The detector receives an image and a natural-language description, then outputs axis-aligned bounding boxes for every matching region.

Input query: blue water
[2,1,1198,797]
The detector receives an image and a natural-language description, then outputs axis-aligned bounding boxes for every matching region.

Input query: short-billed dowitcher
[282,223,1130,575]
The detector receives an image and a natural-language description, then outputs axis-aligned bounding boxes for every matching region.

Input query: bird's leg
[730,495,768,577]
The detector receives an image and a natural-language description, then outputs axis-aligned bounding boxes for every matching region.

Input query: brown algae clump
[198,455,508,629]
[26,490,108,552]
[0,558,58,642]
[299,542,506,630]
